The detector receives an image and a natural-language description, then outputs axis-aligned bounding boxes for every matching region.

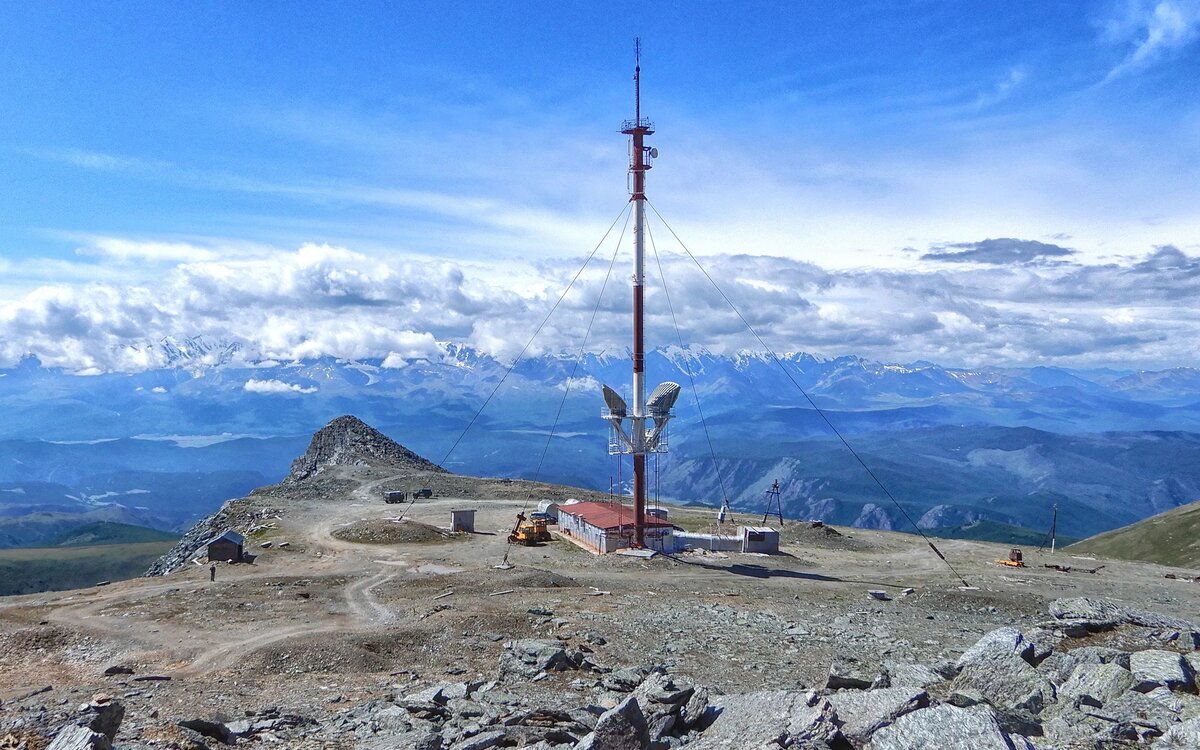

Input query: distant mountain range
[4,339,1200,543]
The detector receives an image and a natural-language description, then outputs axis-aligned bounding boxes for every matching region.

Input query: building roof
[210,529,244,545]
[740,526,778,534]
[559,501,675,531]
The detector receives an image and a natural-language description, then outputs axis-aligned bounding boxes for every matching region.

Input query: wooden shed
[207,530,244,563]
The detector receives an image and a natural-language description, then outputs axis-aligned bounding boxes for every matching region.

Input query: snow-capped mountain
[5,343,1200,540]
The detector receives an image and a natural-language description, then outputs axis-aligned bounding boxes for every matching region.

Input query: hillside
[927,519,1079,547]
[0,541,176,596]
[1068,498,1200,568]
[2,415,1199,750]
[49,521,179,547]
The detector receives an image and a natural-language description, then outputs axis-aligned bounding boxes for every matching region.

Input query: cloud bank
[1,238,1199,372]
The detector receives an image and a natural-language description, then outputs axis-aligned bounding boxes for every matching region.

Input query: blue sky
[2,1,1200,370]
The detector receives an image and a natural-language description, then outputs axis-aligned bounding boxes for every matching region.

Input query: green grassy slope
[0,541,175,596]
[1067,499,1200,568]
[928,519,1080,547]
[49,521,178,547]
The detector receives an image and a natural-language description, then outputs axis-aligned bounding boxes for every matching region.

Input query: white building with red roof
[557,501,677,554]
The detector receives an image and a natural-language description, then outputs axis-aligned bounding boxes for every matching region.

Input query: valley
[2,420,1199,748]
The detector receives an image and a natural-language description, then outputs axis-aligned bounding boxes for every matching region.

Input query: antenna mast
[601,40,674,551]
[628,37,651,548]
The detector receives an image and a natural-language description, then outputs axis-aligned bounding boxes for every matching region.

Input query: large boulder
[952,654,1056,714]
[46,727,111,750]
[575,695,650,750]
[865,704,1017,750]
[1057,662,1136,708]
[1038,646,1130,685]
[1155,717,1200,749]
[1086,690,1181,742]
[1130,650,1194,693]
[1047,597,1126,630]
[689,691,842,749]
[499,640,571,678]
[957,627,1036,670]
[827,687,929,741]
[884,661,943,689]
[827,654,886,690]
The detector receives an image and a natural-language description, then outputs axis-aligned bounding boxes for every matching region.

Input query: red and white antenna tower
[601,39,679,548]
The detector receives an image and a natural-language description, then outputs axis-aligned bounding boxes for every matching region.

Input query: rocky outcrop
[9,597,1200,749]
[145,415,445,576]
[143,503,231,576]
[286,415,446,483]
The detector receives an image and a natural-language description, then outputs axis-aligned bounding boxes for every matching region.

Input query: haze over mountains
[4,337,1200,545]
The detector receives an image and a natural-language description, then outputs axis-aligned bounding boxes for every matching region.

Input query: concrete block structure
[674,525,780,554]
[450,508,476,533]
[740,526,780,553]
[557,501,676,554]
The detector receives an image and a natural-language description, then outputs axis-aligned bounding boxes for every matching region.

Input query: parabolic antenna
[649,147,659,158]
[602,384,628,418]
[647,381,681,416]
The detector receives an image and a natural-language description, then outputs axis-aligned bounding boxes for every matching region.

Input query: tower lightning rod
[622,38,654,547]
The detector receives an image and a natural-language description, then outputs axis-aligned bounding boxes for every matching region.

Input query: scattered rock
[1086,690,1180,740]
[449,729,507,750]
[576,695,650,750]
[1038,646,1130,685]
[885,661,943,689]
[46,725,111,750]
[1130,650,1194,693]
[866,703,1016,750]
[827,686,929,740]
[178,718,231,744]
[601,667,646,693]
[1154,716,1200,749]
[1048,597,1126,631]
[691,691,842,749]
[101,665,133,676]
[1057,662,1136,708]
[827,654,886,690]
[956,627,1035,670]
[584,630,607,646]
[952,654,1056,714]
[500,640,571,678]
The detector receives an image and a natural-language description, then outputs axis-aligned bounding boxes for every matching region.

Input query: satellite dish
[649,147,659,159]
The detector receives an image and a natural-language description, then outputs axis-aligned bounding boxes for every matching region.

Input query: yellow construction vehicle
[995,548,1026,568]
[507,513,551,546]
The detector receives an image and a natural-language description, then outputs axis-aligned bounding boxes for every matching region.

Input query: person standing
[209,563,216,582]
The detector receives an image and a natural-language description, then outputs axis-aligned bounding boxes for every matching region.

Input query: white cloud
[243,378,318,395]
[975,66,1027,108]
[151,386,167,393]
[4,238,1200,371]
[76,237,218,263]
[26,147,171,172]
[1102,0,1200,82]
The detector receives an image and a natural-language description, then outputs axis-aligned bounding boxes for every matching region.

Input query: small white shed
[450,508,476,533]
[740,526,779,554]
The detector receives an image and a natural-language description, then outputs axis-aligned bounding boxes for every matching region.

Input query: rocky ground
[3,419,1200,749]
